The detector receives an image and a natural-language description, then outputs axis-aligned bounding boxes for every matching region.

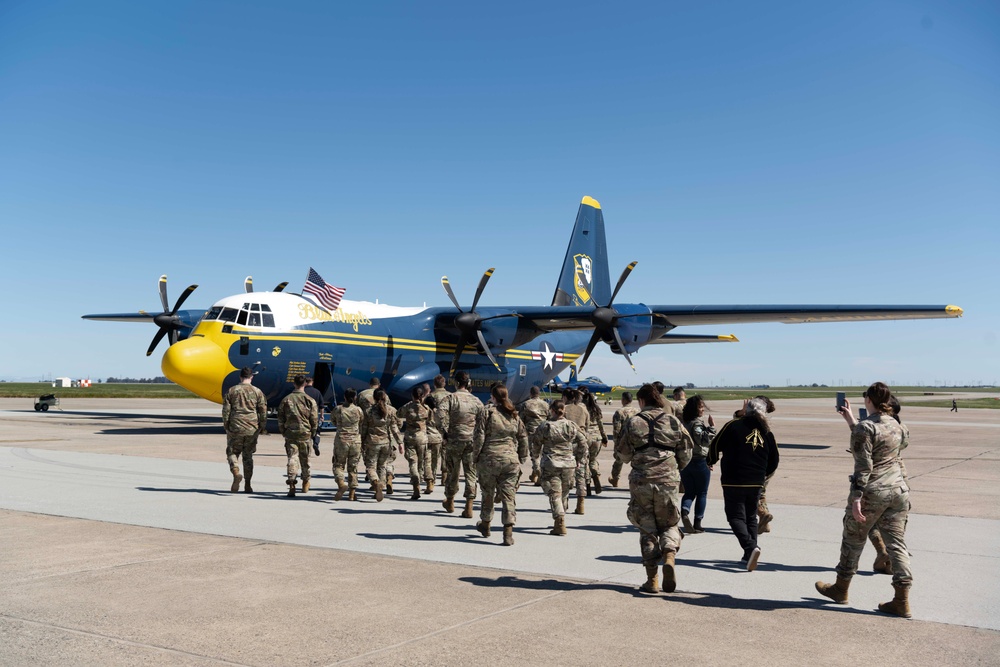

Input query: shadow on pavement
[359,532,477,544]
[459,574,642,596]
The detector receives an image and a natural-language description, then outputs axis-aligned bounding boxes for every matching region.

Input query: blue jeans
[680,458,711,521]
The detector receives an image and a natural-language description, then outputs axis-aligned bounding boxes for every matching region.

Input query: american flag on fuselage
[302,268,346,312]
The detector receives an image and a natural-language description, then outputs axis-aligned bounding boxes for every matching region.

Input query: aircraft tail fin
[551,196,611,307]
[568,364,578,384]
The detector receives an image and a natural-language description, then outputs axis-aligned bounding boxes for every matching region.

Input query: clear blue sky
[1,1,997,387]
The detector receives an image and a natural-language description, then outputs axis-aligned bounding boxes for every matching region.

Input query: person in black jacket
[707,396,779,571]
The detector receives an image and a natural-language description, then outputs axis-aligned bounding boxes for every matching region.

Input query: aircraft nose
[161,336,234,403]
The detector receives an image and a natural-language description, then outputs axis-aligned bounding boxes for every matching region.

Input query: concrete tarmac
[1,396,998,666]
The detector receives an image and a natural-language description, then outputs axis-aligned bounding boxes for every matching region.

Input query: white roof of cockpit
[210,292,426,319]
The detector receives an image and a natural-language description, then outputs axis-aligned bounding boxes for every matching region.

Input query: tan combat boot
[502,525,514,546]
[574,497,585,515]
[662,551,677,593]
[640,564,660,594]
[230,467,243,493]
[591,471,602,495]
[302,478,310,493]
[608,475,618,488]
[348,488,356,501]
[550,515,567,536]
[374,480,384,502]
[476,521,491,538]
[681,512,694,534]
[461,498,474,519]
[758,511,773,534]
[871,532,892,574]
[286,479,296,498]
[334,481,347,501]
[410,476,420,501]
[385,477,393,495]
[243,474,253,494]
[426,479,434,494]
[877,583,912,618]
[533,471,542,487]
[815,576,851,603]
[443,496,455,513]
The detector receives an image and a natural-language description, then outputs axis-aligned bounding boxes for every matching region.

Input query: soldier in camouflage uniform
[440,371,483,518]
[517,386,550,486]
[583,390,608,494]
[332,387,364,501]
[672,387,687,420]
[472,384,529,546]
[563,389,590,514]
[357,377,380,485]
[608,392,639,487]
[816,382,913,618]
[222,367,267,493]
[616,384,694,594]
[398,385,433,500]
[429,375,451,483]
[360,388,403,502]
[278,375,318,497]
[531,399,588,536]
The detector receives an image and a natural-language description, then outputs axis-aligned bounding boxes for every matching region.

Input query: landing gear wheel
[40,404,49,412]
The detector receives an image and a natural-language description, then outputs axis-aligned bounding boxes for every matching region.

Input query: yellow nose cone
[161,336,235,404]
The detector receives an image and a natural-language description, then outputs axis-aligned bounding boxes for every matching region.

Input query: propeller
[245,276,288,292]
[440,268,519,375]
[576,261,645,373]
[147,275,198,356]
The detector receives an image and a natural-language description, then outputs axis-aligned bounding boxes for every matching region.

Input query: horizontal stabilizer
[650,334,739,344]
[81,312,157,323]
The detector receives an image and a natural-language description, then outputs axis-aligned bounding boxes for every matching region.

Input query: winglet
[946,305,964,317]
[718,334,739,342]
[581,195,601,209]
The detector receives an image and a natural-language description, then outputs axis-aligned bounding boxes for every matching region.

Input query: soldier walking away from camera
[816,382,913,617]
[222,367,267,493]
[708,397,779,571]
[951,399,958,412]
[278,375,318,497]
[531,400,588,536]
[304,376,324,457]
[398,385,433,500]
[617,384,694,594]
[358,377,380,484]
[332,387,364,501]
[440,371,483,518]
[609,392,639,487]
[563,389,590,513]
[360,389,403,502]
[430,374,452,483]
[473,384,529,546]
[517,385,550,486]
[583,390,608,494]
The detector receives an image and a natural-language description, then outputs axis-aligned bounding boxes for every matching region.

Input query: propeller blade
[441,277,463,311]
[611,326,636,372]
[576,330,604,374]
[158,275,169,312]
[449,337,468,376]
[609,261,637,305]
[476,329,502,371]
[169,329,179,346]
[171,284,198,313]
[245,276,253,293]
[471,268,495,312]
[146,328,168,357]
[273,282,288,292]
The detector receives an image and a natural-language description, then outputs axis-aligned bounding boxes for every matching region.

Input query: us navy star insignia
[531,341,563,371]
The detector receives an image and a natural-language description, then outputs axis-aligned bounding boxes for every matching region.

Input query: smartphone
[858,408,868,420]
[836,391,846,411]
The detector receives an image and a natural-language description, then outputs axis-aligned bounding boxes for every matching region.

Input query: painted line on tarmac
[774,416,1000,428]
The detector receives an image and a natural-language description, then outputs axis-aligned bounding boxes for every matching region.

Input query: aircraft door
[312,362,337,407]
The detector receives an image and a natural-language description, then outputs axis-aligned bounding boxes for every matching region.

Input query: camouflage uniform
[610,404,639,483]
[564,402,590,497]
[616,406,694,567]
[361,406,403,490]
[472,405,529,526]
[835,414,912,587]
[357,387,377,474]
[530,417,588,519]
[222,382,267,484]
[278,390,318,486]
[398,400,433,486]
[440,389,483,501]
[429,388,451,479]
[332,403,364,491]
[586,408,608,480]
[517,396,550,480]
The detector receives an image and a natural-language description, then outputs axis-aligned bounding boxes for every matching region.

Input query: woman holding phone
[817,382,912,617]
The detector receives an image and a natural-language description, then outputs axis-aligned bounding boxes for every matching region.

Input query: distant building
[53,377,72,388]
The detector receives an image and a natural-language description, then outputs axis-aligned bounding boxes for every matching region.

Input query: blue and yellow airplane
[83,196,963,408]
[548,364,614,395]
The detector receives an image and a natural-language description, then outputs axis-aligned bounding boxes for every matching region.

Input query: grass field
[4,382,997,408]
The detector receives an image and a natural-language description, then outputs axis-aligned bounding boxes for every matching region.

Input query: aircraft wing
[650,334,739,344]
[509,304,962,331]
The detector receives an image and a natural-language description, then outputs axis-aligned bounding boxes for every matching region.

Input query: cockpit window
[220,308,238,322]
[261,304,272,312]
[248,312,261,326]
[250,303,260,311]
[206,307,223,321]
[262,313,274,327]
[236,310,248,325]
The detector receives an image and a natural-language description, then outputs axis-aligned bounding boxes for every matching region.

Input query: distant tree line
[104,376,172,384]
